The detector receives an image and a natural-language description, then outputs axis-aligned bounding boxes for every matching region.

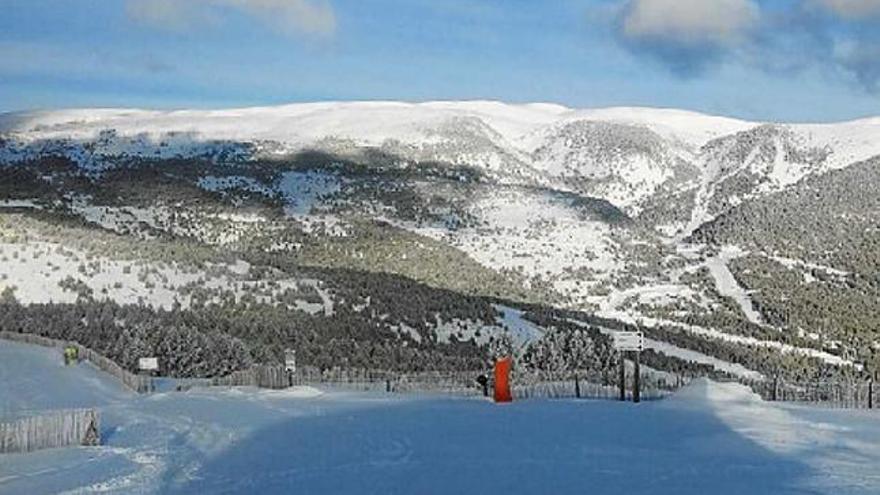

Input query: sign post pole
[633,350,641,403]
[284,349,297,388]
[138,357,159,393]
[613,331,644,403]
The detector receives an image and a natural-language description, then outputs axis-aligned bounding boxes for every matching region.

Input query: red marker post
[494,357,513,403]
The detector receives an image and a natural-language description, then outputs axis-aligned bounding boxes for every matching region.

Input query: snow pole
[494,357,512,403]
[633,351,641,404]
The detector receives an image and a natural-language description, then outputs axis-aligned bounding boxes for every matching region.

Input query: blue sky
[2,0,880,122]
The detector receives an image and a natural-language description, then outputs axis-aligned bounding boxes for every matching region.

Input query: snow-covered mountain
[4,101,879,225]
[2,101,880,381]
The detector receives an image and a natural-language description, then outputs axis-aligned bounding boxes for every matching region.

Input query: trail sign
[614,331,645,403]
[284,349,297,373]
[613,331,644,352]
[138,357,159,371]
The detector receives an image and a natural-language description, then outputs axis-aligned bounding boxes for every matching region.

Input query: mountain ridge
[2,100,879,382]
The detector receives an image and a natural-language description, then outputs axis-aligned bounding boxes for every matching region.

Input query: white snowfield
[3,100,879,172]
[0,101,738,150]
[3,340,880,495]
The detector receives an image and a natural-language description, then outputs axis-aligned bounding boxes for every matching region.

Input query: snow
[597,309,856,368]
[0,101,569,158]
[0,200,41,209]
[0,101,758,177]
[793,118,880,171]
[567,318,763,380]
[562,106,754,148]
[411,188,623,307]
[3,340,880,494]
[493,304,545,345]
[0,241,328,313]
[197,175,274,198]
[704,245,764,325]
[769,254,850,278]
[278,170,343,216]
[646,338,763,379]
[601,283,706,313]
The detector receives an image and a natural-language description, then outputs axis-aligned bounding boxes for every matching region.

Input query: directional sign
[613,331,644,352]
[284,349,297,373]
[138,357,159,371]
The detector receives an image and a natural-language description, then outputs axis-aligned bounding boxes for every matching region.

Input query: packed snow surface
[3,340,880,494]
[704,245,764,325]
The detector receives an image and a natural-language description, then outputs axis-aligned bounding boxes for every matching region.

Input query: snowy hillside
[3,100,879,223]
[2,100,880,383]
[3,339,880,495]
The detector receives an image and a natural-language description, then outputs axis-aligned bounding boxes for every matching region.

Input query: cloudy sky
[3,0,880,121]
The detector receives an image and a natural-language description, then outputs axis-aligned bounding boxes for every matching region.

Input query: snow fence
[0,408,100,454]
[0,331,153,393]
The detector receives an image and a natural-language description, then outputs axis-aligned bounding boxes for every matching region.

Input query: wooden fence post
[869,380,874,410]
[575,374,581,399]
[82,410,100,446]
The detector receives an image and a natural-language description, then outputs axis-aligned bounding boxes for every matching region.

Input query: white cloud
[622,0,759,45]
[126,0,336,37]
[226,0,335,36]
[814,0,880,19]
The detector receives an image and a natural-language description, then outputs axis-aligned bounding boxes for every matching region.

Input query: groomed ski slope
[2,340,880,495]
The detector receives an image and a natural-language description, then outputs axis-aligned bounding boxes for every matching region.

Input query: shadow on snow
[166,395,814,495]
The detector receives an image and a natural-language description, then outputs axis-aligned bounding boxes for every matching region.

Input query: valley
[1,101,879,383]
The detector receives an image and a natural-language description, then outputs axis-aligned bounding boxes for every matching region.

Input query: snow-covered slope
[3,100,880,380]
[4,100,879,223]
[3,340,880,495]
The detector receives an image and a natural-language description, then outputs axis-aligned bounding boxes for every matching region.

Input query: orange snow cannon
[494,357,513,403]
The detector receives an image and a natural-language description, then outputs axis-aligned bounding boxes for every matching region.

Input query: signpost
[613,331,644,403]
[138,357,159,372]
[284,349,297,387]
[284,349,297,373]
[137,357,158,393]
[613,331,644,352]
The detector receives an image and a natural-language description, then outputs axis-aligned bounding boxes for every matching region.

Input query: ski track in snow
[703,245,764,325]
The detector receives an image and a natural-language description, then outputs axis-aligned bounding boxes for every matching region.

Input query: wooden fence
[210,365,290,389]
[0,409,100,454]
[283,367,672,400]
[284,367,480,395]
[193,364,676,401]
[6,330,873,408]
[0,331,153,394]
[743,378,878,409]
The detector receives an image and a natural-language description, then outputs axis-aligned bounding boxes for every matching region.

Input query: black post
[633,351,641,404]
[869,379,874,410]
[771,375,778,401]
[386,378,391,393]
[575,374,581,399]
[619,353,626,401]
[476,374,489,397]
